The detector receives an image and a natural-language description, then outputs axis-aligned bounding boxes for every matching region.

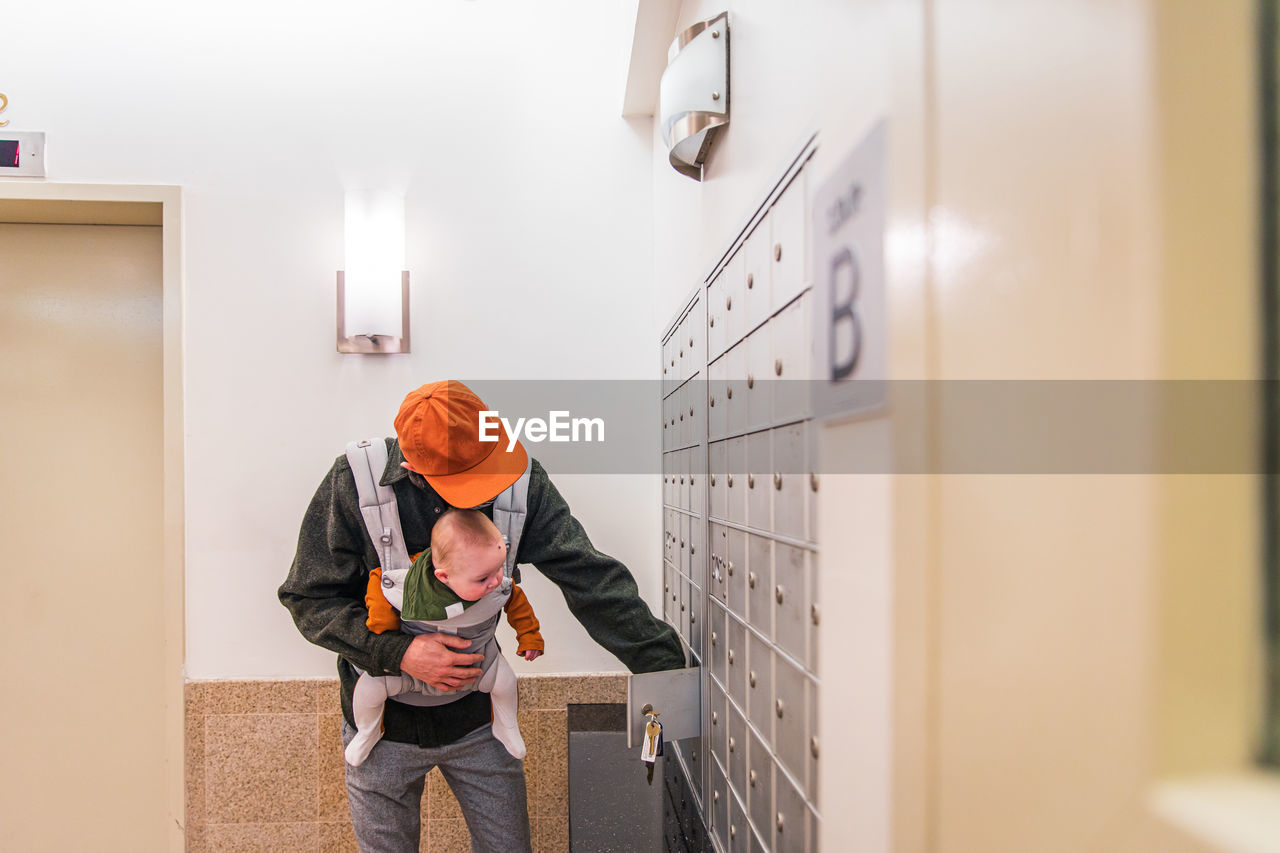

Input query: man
[279,380,684,852]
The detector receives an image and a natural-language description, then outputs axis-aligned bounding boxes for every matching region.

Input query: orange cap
[393,380,528,508]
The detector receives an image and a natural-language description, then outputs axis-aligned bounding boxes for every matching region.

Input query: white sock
[345,674,395,767]
[486,657,526,759]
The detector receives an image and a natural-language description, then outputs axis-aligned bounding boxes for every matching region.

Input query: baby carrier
[346,438,530,707]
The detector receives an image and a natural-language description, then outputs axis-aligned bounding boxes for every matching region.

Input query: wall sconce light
[659,11,729,181]
[338,188,410,354]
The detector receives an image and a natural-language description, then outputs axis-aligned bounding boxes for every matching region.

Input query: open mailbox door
[625,667,700,749]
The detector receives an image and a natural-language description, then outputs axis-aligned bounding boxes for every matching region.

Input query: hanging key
[640,704,664,784]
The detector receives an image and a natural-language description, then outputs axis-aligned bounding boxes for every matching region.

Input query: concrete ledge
[1150,772,1280,853]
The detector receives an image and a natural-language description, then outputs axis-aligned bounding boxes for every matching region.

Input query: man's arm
[278,457,414,676]
[519,460,685,673]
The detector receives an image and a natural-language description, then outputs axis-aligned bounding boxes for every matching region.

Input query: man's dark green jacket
[279,438,684,747]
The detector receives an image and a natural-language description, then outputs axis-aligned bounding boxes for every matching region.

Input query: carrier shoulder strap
[345,438,411,575]
[346,438,531,580]
[492,461,532,581]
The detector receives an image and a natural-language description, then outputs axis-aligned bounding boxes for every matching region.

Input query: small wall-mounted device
[0,131,46,178]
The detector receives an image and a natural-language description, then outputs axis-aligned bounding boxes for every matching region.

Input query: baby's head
[430,508,507,601]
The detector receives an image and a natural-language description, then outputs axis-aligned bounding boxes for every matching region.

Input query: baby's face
[435,541,505,601]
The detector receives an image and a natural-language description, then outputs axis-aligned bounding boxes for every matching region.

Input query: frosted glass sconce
[338,189,410,354]
[659,11,729,181]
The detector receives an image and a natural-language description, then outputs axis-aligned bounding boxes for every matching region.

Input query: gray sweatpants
[341,721,532,853]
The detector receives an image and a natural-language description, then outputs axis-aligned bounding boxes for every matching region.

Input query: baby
[344,508,543,766]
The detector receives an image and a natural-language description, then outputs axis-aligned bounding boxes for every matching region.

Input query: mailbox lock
[730,826,737,840]
[711,474,717,486]
[712,711,718,725]
[689,336,694,348]
[714,790,720,802]
[690,406,694,417]
[775,585,785,605]
[777,813,785,833]
[775,243,783,262]
[727,386,733,399]
[811,473,820,492]
[811,736,820,759]
[748,571,757,589]
[710,316,715,327]
[749,671,757,688]
[727,474,734,488]
[690,611,696,624]
[729,736,736,753]
[726,294,733,310]
[711,631,718,646]
[811,604,820,625]
[776,699,785,718]
[679,476,685,485]
[749,770,757,787]
[748,474,755,489]
[728,650,735,665]
[747,273,754,290]
[710,395,716,407]
[774,472,783,490]
[775,358,783,376]
[727,561,734,576]
[747,374,755,389]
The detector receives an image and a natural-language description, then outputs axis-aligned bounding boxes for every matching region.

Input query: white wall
[4,0,666,677]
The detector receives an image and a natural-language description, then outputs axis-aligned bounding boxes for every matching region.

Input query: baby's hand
[522,649,543,662]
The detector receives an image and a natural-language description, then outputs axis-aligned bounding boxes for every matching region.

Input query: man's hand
[399,633,484,691]
[522,649,542,662]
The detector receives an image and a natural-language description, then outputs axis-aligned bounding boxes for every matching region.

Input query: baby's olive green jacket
[279,438,684,748]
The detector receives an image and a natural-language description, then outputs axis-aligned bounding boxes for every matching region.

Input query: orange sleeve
[364,567,401,634]
[504,584,544,653]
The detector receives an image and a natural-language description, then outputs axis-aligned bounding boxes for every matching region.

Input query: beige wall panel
[925,0,1262,849]
[880,1,934,850]
[1151,0,1260,777]
[930,0,1163,850]
[936,475,1155,852]
[0,224,166,850]
[933,0,1160,382]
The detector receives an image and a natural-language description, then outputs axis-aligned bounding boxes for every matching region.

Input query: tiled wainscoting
[185,674,627,852]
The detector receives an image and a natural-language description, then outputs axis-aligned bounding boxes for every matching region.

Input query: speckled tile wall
[184,674,626,852]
